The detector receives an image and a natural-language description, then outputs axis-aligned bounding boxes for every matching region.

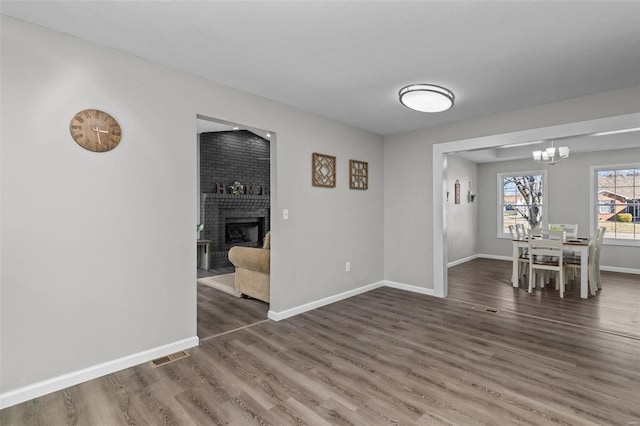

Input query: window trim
[497,170,548,238]
[590,163,640,247]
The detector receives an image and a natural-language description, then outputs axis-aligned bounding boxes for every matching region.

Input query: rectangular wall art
[349,159,368,190]
[312,152,336,187]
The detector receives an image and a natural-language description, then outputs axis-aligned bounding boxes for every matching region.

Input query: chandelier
[532,141,569,165]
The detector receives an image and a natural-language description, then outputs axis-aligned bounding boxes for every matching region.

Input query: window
[593,165,640,244]
[598,200,614,214]
[497,171,547,237]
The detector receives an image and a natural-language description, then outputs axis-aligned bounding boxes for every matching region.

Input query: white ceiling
[453,129,640,163]
[196,115,272,140]
[2,1,639,137]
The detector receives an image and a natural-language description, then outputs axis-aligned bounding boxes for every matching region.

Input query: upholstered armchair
[228,232,270,303]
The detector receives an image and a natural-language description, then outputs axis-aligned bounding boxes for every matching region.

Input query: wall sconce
[467,181,476,203]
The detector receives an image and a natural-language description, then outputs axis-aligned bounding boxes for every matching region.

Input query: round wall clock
[69,109,122,152]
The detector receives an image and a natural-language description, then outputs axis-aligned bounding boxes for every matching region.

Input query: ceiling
[2,2,639,137]
[195,115,272,141]
[453,129,640,163]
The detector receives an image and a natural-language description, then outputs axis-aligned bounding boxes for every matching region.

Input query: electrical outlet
[346,262,351,272]
[283,209,289,220]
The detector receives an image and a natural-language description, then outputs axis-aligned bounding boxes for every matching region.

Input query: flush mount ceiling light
[399,84,455,113]
[532,141,569,165]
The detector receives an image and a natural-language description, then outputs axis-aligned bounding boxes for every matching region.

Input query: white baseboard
[268,280,436,322]
[384,280,435,296]
[600,265,640,275]
[477,253,512,262]
[447,254,478,268]
[0,336,199,410]
[268,281,385,321]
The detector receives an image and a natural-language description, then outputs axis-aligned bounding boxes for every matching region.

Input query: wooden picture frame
[312,153,336,187]
[349,159,368,190]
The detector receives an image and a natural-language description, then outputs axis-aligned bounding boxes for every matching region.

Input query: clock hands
[92,126,109,144]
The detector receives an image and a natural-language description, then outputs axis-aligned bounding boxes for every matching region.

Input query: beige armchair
[228,232,270,303]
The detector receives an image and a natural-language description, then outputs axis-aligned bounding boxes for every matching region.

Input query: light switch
[283,209,289,220]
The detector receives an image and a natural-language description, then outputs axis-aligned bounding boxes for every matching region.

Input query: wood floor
[197,281,269,340]
[448,258,640,339]
[2,261,639,425]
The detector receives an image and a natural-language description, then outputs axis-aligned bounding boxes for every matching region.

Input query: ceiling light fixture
[532,141,569,165]
[399,84,455,113]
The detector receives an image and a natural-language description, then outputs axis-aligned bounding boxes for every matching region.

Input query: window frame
[590,163,640,247]
[497,170,548,238]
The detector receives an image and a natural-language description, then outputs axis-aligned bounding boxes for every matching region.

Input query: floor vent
[472,305,500,314]
[150,350,190,368]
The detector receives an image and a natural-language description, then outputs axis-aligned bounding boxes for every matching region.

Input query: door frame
[431,113,640,298]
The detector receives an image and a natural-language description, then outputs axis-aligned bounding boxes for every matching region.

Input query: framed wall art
[312,152,336,187]
[349,159,368,190]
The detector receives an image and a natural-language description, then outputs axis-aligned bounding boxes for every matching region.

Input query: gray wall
[0,16,384,395]
[477,147,640,270]
[446,156,478,263]
[384,85,640,290]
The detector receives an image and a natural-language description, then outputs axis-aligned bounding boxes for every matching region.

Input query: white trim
[601,265,640,275]
[384,280,435,296]
[268,281,385,321]
[477,253,513,262]
[603,238,640,247]
[0,336,199,410]
[268,279,437,321]
[447,254,478,267]
[591,162,640,246]
[432,152,448,298]
[433,113,640,301]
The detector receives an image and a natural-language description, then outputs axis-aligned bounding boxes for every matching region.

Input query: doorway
[195,114,273,341]
[433,113,640,298]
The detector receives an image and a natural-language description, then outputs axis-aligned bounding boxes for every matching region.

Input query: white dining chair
[510,225,529,280]
[565,226,606,295]
[528,229,567,298]
[515,223,528,239]
[593,226,606,290]
[550,223,579,280]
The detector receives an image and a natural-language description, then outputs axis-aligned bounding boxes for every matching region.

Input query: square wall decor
[312,153,336,187]
[349,159,368,190]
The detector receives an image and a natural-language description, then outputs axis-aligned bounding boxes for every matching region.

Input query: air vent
[472,305,500,314]
[150,351,190,368]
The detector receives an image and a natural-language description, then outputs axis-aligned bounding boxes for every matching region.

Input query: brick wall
[200,130,270,195]
[199,131,271,269]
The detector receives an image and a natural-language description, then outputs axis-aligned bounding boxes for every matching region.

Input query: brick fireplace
[200,130,270,269]
[201,193,270,268]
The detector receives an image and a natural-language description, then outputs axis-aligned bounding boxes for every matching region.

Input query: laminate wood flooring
[448,258,640,339]
[2,282,639,425]
[197,280,268,340]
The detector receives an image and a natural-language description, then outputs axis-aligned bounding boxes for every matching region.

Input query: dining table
[511,235,594,298]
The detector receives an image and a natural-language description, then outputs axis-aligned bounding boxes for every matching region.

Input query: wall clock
[69,109,122,152]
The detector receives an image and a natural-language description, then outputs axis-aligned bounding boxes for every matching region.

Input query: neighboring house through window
[497,171,547,237]
[592,164,640,245]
